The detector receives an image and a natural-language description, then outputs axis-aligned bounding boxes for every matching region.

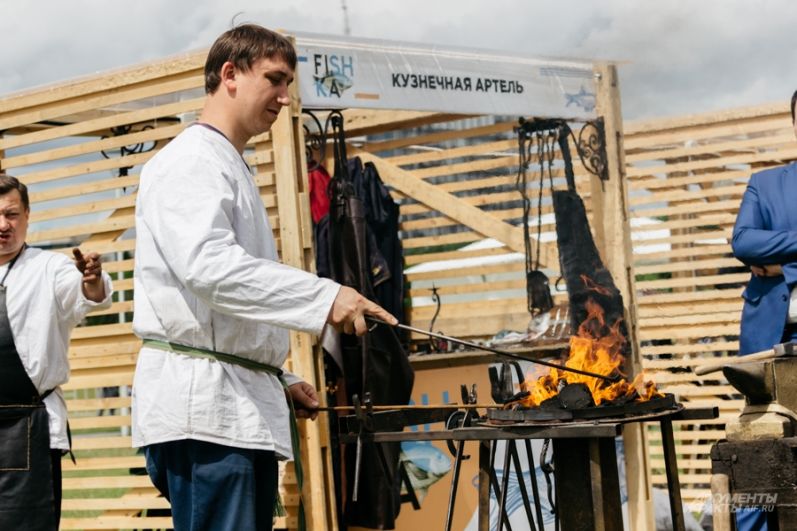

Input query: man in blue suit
[729,89,797,531]
[733,89,797,355]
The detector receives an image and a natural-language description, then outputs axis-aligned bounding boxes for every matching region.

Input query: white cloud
[1,0,796,119]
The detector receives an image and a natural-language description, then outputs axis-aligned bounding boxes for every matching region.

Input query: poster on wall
[294,32,598,120]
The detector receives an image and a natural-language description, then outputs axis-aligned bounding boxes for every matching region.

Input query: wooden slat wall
[624,101,792,505]
[0,51,301,530]
[352,114,599,341]
[4,45,784,524]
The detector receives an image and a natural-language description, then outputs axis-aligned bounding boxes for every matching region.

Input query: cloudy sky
[1,0,796,120]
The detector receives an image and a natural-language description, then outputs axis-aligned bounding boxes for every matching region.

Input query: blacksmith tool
[488,361,544,530]
[366,317,622,383]
[311,403,495,412]
[444,385,479,531]
[694,341,797,376]
[351,394,371,502]
[342,392,471,504]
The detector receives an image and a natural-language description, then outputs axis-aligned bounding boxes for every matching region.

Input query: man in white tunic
[0,174,113,531]
[131,24,397,531]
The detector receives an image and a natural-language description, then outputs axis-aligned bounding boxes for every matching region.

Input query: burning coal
[520,296,662,409]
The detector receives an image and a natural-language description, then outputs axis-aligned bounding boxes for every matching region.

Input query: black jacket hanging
[325,115,414,529]
[346,157,406,326]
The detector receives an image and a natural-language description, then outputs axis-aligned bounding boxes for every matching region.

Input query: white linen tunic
[0,247,113,450]
[132,125,340,459]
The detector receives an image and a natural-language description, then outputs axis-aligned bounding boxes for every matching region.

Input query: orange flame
[520,297,663,408]
[580,274,612,296]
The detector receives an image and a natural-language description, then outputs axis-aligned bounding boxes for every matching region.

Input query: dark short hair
[204,24,297,94]
[791,89,797,124]
[0,174,29,211]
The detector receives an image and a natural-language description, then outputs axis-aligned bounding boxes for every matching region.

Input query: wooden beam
[0,51,206,114]
[355,151,537,257]
[272,75,332,531]
[341,109,472,136]
[625,100,788,136]
[593,62,654,531]
[0,74,203,132]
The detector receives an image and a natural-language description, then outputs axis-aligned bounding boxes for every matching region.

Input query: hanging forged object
[516,118,569,318]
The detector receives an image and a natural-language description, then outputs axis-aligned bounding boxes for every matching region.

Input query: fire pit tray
[487,393,677,423]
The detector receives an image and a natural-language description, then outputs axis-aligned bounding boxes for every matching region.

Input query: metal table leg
[445,440,467,531]
[508,439,537,529]
[660,417,685,531]
[524,439,545,531]
[479,440,491,531]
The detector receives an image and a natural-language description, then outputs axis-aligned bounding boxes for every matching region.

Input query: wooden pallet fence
[624,100,793,506]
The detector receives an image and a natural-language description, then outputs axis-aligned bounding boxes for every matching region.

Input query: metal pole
[367,317,620,383]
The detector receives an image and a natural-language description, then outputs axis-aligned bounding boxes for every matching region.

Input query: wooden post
[592,62,655,530]
[711,473,732,531]
[271,72,333,530]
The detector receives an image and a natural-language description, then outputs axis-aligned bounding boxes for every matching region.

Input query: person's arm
[54,251,113,326]
[732,173,797,264]
[143,155,395,336]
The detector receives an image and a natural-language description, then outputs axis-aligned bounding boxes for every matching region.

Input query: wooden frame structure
[6,33,759,528]
[624,100,793,508]
[0,48,329,530]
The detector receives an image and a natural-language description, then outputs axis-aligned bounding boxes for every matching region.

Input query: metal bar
[339,425,622,443]
[352,434,363,502]
[489,443,513,531]
[498,443,513,531]
[524,439,546,531]
[508,439,536,529]
[313,403,494,412]
[479,441,491,531]
[660,417,686,531]
[367,317,621,383]
[444,440,466,531]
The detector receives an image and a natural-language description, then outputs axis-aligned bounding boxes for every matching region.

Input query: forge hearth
[488,392,678,422]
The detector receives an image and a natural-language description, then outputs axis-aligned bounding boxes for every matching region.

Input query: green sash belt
[142,339,306,530]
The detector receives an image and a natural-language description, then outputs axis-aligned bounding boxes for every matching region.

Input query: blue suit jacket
[732,163,797,355]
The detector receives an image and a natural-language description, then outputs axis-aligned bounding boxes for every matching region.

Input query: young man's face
[0,190,28,265]
[232,55,294,137]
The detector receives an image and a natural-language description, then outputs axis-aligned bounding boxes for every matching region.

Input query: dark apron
[0,249,58,530]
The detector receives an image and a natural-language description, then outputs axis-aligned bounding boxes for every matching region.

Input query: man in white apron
[0,174,113,530]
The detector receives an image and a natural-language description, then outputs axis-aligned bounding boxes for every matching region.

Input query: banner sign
[294,32,599,119]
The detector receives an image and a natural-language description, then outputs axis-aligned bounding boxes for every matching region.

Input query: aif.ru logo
[313,53,354,98]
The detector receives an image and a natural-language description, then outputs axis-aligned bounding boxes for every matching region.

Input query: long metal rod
[313,404,493,412]
[367,317,620,383]
[445,440,466,531]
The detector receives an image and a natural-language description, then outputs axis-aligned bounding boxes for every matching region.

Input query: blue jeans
[145,439,278,531]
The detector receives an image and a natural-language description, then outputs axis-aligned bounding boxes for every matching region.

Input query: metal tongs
[367,317,621,383]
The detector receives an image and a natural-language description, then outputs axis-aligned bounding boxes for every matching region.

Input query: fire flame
[520,297,663,408]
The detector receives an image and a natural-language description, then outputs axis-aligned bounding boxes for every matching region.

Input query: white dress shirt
[132,125,340,458]
[788,286,797,323]
[1,247,113,449]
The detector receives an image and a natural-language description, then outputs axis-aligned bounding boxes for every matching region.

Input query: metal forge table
[338,405,718,531]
